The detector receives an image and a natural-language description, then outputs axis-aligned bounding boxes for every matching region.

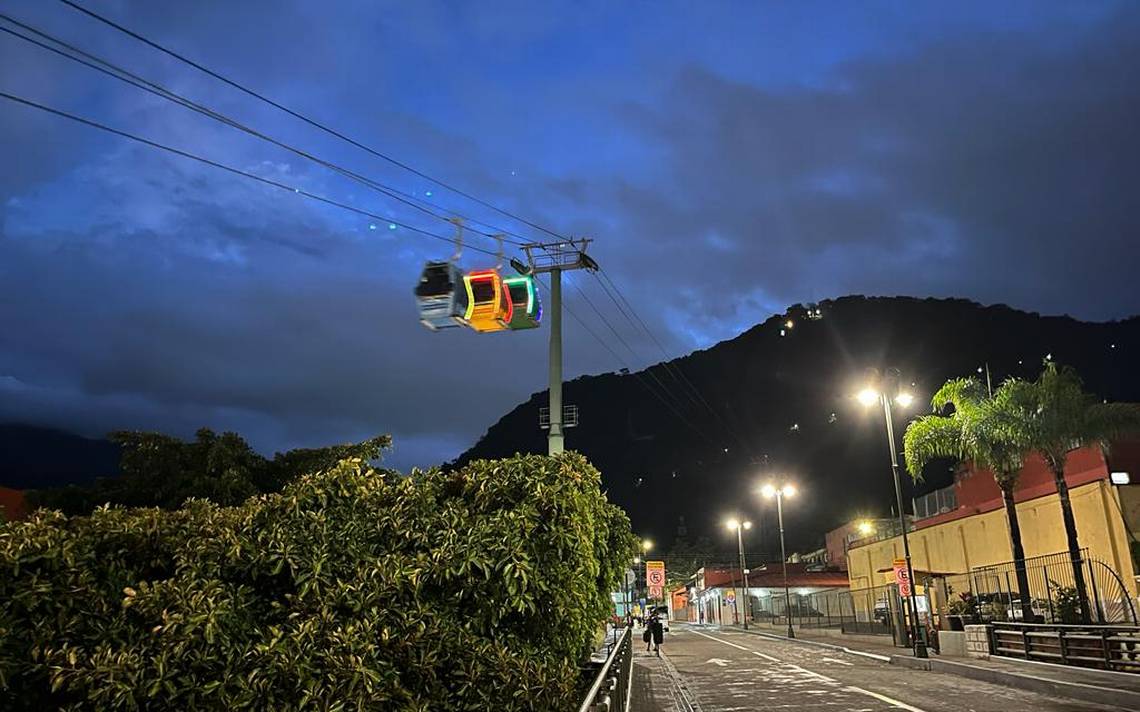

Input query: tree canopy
[27,429,391,514]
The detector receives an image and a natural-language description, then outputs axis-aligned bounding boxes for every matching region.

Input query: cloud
[1,0,1138,469]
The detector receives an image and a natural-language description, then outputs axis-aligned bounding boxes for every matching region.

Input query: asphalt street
[630,624,1125,712]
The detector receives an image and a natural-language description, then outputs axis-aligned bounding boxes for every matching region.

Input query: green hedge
[0,453,635,710]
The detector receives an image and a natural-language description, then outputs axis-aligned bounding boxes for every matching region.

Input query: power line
[57,0,569,242]
[0,14,531,250]
[0,90,502,257]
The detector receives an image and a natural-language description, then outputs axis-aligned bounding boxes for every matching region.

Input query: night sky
[2,1,1139,472]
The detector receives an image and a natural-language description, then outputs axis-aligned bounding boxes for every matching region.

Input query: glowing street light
[855,369,928,659]
[856,520,876,537]
[760,481,796,639]
[725,518,753,629]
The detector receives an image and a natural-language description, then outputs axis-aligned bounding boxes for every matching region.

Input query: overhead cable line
[0,91,502,257]
[0,15,530,249]
[57,0,570,242]
[593,267,755,456]
[559,273,723,448]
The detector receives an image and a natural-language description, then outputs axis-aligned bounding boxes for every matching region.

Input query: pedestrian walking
[643,616,653,651]
[650,613,664,656]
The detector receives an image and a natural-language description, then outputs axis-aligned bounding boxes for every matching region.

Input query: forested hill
[458,296,1140,554]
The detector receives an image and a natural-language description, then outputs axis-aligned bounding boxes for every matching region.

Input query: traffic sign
[646,560,666,587]
[893,559,911,597]
[725,590,736,604]
[649,585,663,599]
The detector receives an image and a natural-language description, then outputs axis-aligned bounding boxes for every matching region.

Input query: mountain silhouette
[458,296,1140,555]
[0,424,121,490]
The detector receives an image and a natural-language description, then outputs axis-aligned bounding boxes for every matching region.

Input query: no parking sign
[646,560,665,588]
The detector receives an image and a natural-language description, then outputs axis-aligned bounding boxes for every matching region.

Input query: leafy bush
[0,452,634,710]
[1052,584,1083,624]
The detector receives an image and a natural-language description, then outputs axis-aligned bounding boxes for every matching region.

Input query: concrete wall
[846,480,1137,596]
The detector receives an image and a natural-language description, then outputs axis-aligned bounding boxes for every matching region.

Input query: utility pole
[520,239,597,455]
[549,268,564,454]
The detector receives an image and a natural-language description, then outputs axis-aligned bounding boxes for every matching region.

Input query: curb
[890,655,1140,710]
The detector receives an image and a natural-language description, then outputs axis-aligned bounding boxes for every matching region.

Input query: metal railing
[578,626,632,712]
[912,484,958,521]
[990,622,1140,672]
[940,550,1137,625]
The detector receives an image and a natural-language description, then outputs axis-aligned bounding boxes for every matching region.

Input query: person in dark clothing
[649,614,664,656]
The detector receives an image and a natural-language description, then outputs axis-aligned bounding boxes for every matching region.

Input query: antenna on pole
[523,238,598,455]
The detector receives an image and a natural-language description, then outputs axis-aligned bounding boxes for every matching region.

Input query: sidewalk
[733,623,1140,710]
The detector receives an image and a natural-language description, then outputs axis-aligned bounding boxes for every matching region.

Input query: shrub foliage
[0,452,634,710]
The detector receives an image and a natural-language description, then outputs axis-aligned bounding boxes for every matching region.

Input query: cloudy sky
[2,0,1138,471]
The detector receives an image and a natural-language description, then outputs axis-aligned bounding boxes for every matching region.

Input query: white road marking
[705,657,731,667]
[751,650,781,663]
[687,629,929,711]
[690,629,752,651]
[845,685,929,712]
[821,656,854,666]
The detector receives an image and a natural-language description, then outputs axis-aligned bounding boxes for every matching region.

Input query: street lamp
[725,518,753,629]
[857,369,928,659]
[760,482,796,639]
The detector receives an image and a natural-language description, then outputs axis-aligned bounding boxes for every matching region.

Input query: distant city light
[425,190,433,197]
[368,223,377,230]
[388,223,398,230]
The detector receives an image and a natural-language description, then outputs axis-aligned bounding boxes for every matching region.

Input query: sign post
[646,561,665,605]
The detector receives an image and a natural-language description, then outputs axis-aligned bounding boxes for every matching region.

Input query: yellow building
[846,443,1140,621]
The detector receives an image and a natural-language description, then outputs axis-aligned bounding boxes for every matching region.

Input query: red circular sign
[647,570,665,586]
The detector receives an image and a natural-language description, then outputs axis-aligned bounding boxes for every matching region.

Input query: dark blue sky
[2,0,1138,471]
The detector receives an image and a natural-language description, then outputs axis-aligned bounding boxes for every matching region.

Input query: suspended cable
[589,268,753,455]
[57,0,570,242]
[0,90,501,257]
[0,15,530,249]
[559,273,722,448]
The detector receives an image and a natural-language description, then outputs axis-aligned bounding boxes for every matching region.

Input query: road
[631,624,1124,711]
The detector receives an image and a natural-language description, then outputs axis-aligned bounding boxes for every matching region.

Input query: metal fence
[746,583,904,640]
[938,550,1137,625]
[578,627,632,712]
[912,484,958,521]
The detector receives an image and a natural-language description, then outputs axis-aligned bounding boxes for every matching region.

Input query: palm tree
[904,377,1035,621]
[1004,361,1140,624]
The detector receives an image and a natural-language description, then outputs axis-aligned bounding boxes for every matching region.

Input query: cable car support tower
[515,239,598,455]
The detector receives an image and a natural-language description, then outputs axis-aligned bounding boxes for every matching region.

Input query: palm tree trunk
[1051,461,1093,624]
[1000,480,1035,622]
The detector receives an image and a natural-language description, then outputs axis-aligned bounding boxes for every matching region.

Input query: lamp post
[761,482,796,639]
[857,370,928,659]
[725,519,753,629]
[639,538,654,613]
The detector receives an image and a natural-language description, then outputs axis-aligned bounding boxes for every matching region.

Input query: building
[824,517,904,570]
[683,563,849,625]
[0,487,28,522]
[846,440,1140,621]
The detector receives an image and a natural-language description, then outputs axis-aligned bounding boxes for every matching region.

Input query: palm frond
[903,415,961,480]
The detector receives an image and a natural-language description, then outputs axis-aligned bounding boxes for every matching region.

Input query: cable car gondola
[415,219,468,330]
[503,274,541,330]
[415,261,469,330]
[463,269,512,332]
